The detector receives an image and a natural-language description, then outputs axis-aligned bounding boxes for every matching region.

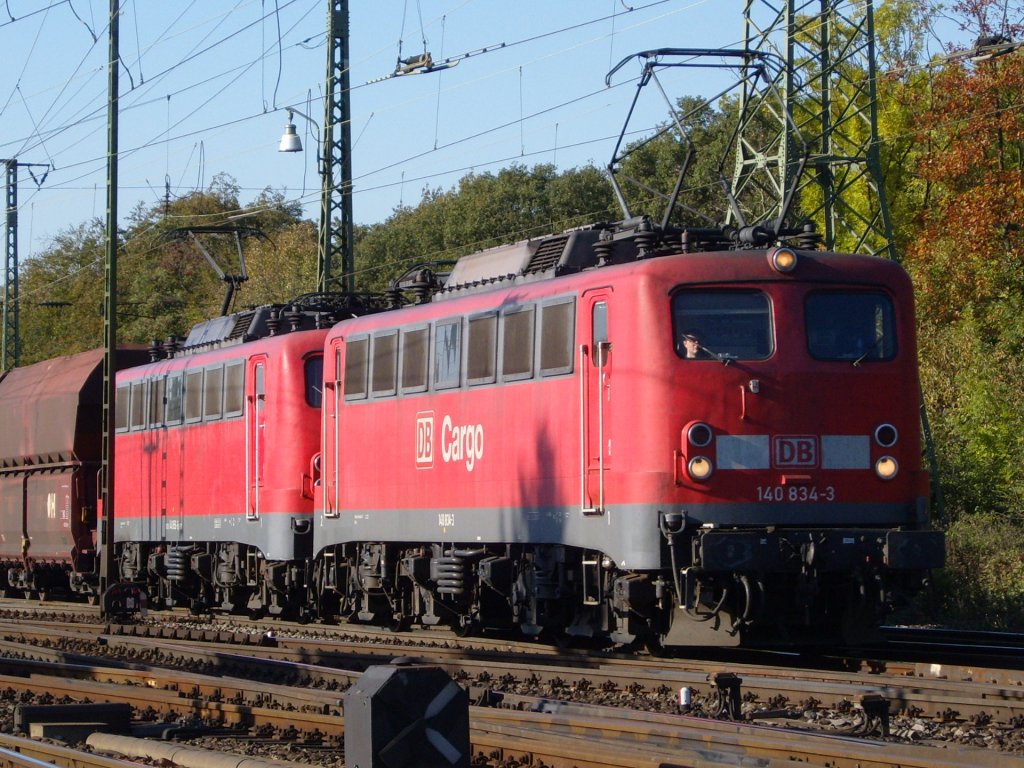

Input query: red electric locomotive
[111,302,335,616]
[311,223,944,646]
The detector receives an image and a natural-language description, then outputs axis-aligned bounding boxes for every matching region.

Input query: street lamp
[279,108,316,153]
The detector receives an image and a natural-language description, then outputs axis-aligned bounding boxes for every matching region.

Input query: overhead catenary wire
[8,0,958,198]
[7,0,686,165]
[2,0,1006,273]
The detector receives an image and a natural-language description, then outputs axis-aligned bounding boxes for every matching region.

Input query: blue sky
[0,0,756,260]
[1,1,964,263]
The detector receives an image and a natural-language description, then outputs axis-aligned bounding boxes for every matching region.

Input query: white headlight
[688,456,714,482]
[874,424,898,448]
[768,247,798,273]
[875,456,898,480]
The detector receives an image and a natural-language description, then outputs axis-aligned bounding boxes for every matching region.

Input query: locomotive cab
[649,249,941,645]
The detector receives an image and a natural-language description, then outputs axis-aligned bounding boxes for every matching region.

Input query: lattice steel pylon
[2,159,18,371]
[320,0,354,293]
[3,159,49,371]
[733,0,896,259]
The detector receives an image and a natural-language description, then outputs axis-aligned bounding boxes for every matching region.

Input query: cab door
[324,339,344,518]
[246,356,267,521]
[581,291,612,515]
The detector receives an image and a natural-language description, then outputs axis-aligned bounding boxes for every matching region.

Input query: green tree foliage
[19,221,107,363]
[17,173,314,362]
[614,95,736,229]
[353,100,738,296]
[354,163,618,292]
[874,0,935,254]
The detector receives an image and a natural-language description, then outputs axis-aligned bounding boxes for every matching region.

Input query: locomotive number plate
[757,485,836,502]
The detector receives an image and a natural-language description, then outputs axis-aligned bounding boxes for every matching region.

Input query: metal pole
[320,0,353,293]
[339,0,353,293]
[99,0,120,605]
[2,159,18,371]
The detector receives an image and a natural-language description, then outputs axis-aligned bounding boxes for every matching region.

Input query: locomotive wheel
[389,614,411,632]
[645,635,670,657]
[453,617,476,638]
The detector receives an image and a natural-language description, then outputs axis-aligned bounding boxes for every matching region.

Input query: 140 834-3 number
[757,485,836,502]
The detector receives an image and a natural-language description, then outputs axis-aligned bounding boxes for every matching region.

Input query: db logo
[416,412,434,468]
[773,435,818,468]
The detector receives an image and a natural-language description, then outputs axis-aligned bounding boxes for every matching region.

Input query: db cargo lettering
[441,415,484,471]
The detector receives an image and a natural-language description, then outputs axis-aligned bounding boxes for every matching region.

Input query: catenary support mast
[735,0,895,259]
[3,160,49,371]
[320,0,354,292]
[2,160,19,372]
[99,0,120,604]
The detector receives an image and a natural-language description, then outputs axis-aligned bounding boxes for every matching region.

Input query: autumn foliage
[905,52,1024,318]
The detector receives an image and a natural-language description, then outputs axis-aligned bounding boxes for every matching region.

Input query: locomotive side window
[184,369,203,423]
[501,306,534,381]
[165,373,183,425]
[305,356,324,407]
[540,299,575,376]
[467,313,498,386]
[806,291,896,361]
[371,332,398,396]
[115,384,130,432]
[130,380,146,430]
[149,376,165,428]
[592,302,609,368]
[204,366,223,421]
[401,327,429,393]
[672,290,773,361]
[344,337,369,399]
[224,361,245,416]
[434,320,461,390]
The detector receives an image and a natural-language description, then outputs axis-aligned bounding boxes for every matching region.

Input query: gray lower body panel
[317,504,665,569]
[114,512,312,561]
[314,501,927,571]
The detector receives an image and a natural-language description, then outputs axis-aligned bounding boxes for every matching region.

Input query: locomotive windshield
[672,290,773,361]
[806,291,896,362]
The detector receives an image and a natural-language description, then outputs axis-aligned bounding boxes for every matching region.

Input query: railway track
[0,603,1022,765]
[0,627,1020,767]
[3,614,1023,723]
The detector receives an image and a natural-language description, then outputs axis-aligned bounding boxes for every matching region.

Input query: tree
[19,221,107,364]
[354,163,618,293]
[17,174,311,361]
[891,0,1024,628]
[613,96,738,229]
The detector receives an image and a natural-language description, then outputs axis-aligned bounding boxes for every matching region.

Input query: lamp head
[278,113,303,152]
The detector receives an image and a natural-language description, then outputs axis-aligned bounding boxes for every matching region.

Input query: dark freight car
[0,348,148,597]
